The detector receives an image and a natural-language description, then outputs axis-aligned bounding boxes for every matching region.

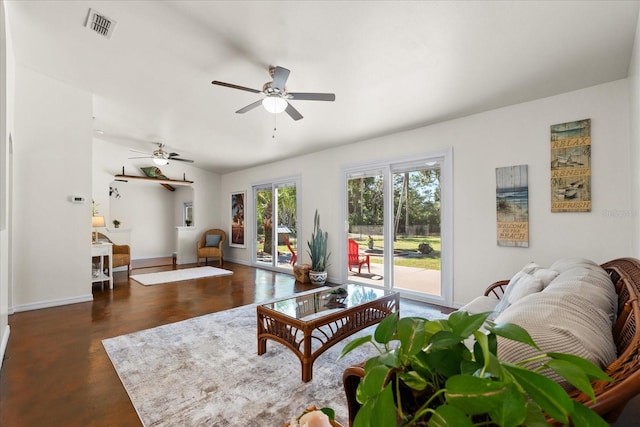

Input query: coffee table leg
[302,330,312,382]
[257,311,266,355]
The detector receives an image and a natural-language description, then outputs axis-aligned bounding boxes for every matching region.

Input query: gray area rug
[102,296,446,426]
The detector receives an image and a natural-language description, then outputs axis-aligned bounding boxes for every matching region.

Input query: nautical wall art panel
[550,118,591,212]
[496,164,529,247]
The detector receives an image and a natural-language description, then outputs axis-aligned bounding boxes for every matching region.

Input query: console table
[91,242,113,290]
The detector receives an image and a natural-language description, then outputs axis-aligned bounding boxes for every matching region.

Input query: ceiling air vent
[85,9,117,39]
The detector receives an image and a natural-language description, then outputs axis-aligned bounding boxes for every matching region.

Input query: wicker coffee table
[257,284,399,382]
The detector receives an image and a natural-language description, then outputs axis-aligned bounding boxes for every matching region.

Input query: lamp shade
[92,216,106,227]
[262,95,288,114]
[153,157,169,166]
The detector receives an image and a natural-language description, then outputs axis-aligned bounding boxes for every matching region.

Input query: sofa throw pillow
[490,271,544,319]
[521,262,541,274]
[533,268,559,288]
[205,234,221,247]
[507,275,544,304]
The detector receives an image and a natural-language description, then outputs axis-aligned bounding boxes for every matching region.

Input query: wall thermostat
[70,195,85,204]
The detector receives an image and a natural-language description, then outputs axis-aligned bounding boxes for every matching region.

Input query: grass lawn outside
[351,235,441,270]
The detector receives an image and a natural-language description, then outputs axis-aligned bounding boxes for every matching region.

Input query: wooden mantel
[115,174,193,185]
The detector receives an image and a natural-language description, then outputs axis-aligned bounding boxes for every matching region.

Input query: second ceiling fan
[129,143,194,165]
[212,66,335,121]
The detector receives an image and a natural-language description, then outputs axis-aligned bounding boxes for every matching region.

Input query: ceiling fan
[211,65,335,121]
[129,143,194,165]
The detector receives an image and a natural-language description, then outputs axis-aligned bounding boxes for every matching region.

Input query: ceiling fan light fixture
[262,95,287,114]
[153,157,168,166]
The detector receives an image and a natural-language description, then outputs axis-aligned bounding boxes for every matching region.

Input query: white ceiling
[6,1,640,174]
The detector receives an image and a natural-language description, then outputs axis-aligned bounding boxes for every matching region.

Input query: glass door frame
[251,176,301,273]
[340,148,453,307]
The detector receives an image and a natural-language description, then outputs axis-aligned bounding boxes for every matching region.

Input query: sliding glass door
[343,151,451,306]
[254,179,299,271]
[391,165,441,297]
[347,171,385,285]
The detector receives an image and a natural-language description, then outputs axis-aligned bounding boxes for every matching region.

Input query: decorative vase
[309,270,327,285]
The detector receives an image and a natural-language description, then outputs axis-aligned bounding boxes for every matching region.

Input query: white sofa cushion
[490,270,545,318]
[458,295,499,314]
[495,260,617,376]
[532,268,559,288]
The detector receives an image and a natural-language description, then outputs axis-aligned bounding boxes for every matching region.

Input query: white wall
[222,79,632,307]
[0,0,14,367]
[629,7,640,258]
[92,138,221,263]
[12,66,93,311]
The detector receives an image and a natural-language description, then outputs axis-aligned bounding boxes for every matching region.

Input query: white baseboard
[225,257,251,266]
[0,324,10,370]
[11,294,93,313]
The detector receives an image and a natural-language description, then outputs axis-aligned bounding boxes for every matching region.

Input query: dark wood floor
[0,261,450,426]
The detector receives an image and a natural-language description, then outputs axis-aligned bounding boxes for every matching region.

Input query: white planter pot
[308,270,327,285]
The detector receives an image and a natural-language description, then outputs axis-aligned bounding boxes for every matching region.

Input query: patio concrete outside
[271,248,441,297]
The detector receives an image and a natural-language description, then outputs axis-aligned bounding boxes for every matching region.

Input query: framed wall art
[496,164,529,247]
[550,118,591,212]
[230,191,246,248]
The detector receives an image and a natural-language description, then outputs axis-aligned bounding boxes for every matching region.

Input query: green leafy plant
[339,310,612,427]
[307,210,330,272]
[112,219,121,228]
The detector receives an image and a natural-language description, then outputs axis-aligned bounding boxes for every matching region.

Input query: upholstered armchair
[96,233,131,276]
[197,229,226,266]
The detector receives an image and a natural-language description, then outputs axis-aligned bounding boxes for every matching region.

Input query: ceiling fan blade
[285,103,303,121]
[236,99,263,114]
[170,157,195,163]
[128,156,153,159]
[271,66,290,92]
[212,80,262,94]
[288,92,336,101]
[130,149,152,155]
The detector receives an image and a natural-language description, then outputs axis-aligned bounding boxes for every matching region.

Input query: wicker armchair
[343,257,640,426]
[95,233,130,276]
[197,229,226,267]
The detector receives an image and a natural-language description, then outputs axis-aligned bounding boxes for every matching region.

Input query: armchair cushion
[95,232,130,275]
[205,234,221,247]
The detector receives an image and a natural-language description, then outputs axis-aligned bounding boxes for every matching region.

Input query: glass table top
[260,284,396,321]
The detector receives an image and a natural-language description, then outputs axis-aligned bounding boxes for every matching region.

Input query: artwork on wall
[550,118,591,212]
[230,191,246,248]
[496,164,529,247]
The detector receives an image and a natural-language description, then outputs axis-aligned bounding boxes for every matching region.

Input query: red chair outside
[285,235,297,265]
[348,239,370,274]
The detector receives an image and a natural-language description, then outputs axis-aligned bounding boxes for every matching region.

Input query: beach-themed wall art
[496,164,529,247]
[550,118,591,212]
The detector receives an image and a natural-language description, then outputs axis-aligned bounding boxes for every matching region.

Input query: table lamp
[92,216,105,243]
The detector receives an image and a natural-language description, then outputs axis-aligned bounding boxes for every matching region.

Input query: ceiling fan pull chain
[272,113,277,139]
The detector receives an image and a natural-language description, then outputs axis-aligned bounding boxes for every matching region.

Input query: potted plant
[112,219,120,229]
[340,310,611,427]
[185,219,192,227]
[307,209,330,285]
